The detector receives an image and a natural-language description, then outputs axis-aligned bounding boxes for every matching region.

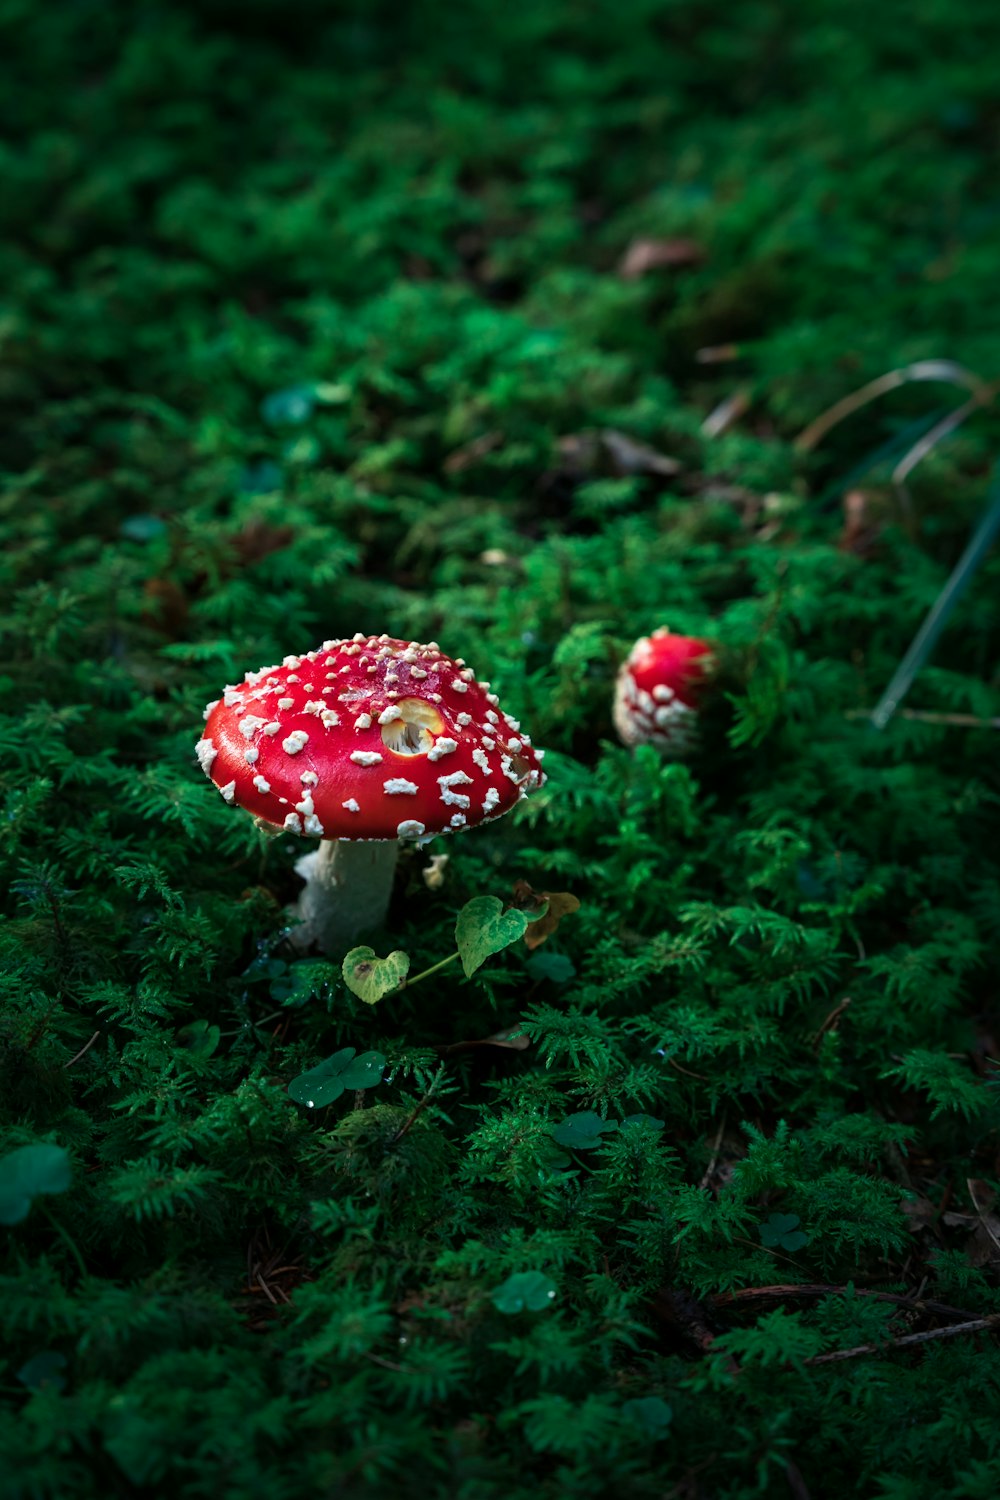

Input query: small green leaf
[176,1020,220,1060]
[550,1112,619,1151]
[270,959,338,1007]
[621,1396,673,1438]
[261,384,315,425]
[759,1212,810,1252]
[338,1052,387,1090]
[17,1351,68,1392]
[0,1145,72,1226]
[620,1114,665,1134]
[525,950,576,984]
[455,896,529,978]
[288,1048,387,1108]
[491,1270,558,1314]
[342,947,410,1004]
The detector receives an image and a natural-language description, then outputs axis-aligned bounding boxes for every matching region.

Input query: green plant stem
[871,464,1000,729]
[41,1203,87,1280]
[402,951,462,989]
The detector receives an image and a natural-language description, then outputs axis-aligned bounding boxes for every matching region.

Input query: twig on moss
[711,1283,981,1323]
[64,1030,100,1069]
[803,1312,1000,1365]
[793,359,989,452]
[812,997,851,1050]
[846,708,1000,728]
[698,1112,727,1191]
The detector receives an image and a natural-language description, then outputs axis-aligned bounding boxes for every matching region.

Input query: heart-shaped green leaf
[0,1145,72,1226]
[491,1270,558,1314]
[342,947,410,1004]
[550,1112,619,1151]
[456,897,530,978]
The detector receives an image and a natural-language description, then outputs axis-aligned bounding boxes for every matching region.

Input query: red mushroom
[195,634,546,954]
[613,627,714,757]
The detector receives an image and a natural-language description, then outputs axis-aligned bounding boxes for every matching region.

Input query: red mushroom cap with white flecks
[613,627,714,755]
[195,634,546,841]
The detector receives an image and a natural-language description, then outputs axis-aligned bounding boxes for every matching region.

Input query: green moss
[3,1,1000,1494]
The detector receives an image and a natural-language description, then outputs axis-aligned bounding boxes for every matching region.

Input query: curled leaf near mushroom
[613,627,715,759]
[196,634,546,954]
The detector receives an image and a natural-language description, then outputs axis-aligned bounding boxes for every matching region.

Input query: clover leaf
[288,1048,386,1108]
[550,1112,619,1151]
[759,1212,810,1252]
[0,1145,72,1226]
[491,1271,558,1314]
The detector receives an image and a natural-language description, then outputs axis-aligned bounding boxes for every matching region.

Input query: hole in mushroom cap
[381,697,445,757]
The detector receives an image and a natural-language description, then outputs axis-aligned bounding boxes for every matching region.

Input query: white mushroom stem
[290,838,400,956]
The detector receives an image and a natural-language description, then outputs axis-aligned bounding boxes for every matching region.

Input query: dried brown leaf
[619,236,706,279]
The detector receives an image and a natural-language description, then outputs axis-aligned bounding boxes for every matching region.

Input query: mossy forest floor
[3,2,1000,1495]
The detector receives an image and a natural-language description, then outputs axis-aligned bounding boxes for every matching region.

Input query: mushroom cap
[613,627,714,754]
[196,634,546,841]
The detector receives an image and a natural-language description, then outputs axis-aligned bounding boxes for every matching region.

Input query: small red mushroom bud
[613,627,714,758]
[195,634,546,954]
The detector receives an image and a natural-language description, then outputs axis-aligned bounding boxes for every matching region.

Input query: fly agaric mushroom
[196,634,545,954]
[613,627,714,757]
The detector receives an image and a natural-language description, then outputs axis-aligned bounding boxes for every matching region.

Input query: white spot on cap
[202,699,219,721]
[427,737,458,761]
[283,811,302,833]
[507,738,523,752]
[350,751,383,766]
[410,667,428,680]
[482,736,496,751]
[439,769,474,787]
[450,813,467,828]
[342,798,361,812]
[450,679,469,693]
[384,778,419,794]
[263,722,281,736]
[485,710,499,724]
[195,738,217,774]
[483,787,500,814]
[300,770,318,786]
[397,819,426,839]
[253,775,271,794]
[302,813,325,836]
[438,769,473,809]
[302,700,326,715]
[378,705,403,724]
[653,684,675,702]
[456,712,472,726]
[295,793,315,816]
[282,655,302,669]
[282,730,309,755]
[220,780,236,804]
[320,709,340,729]
[277,697,294,710]
[244,748,259,764]
[354,713,373,731]
[239,715,268,740]
[472,748,491,775]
